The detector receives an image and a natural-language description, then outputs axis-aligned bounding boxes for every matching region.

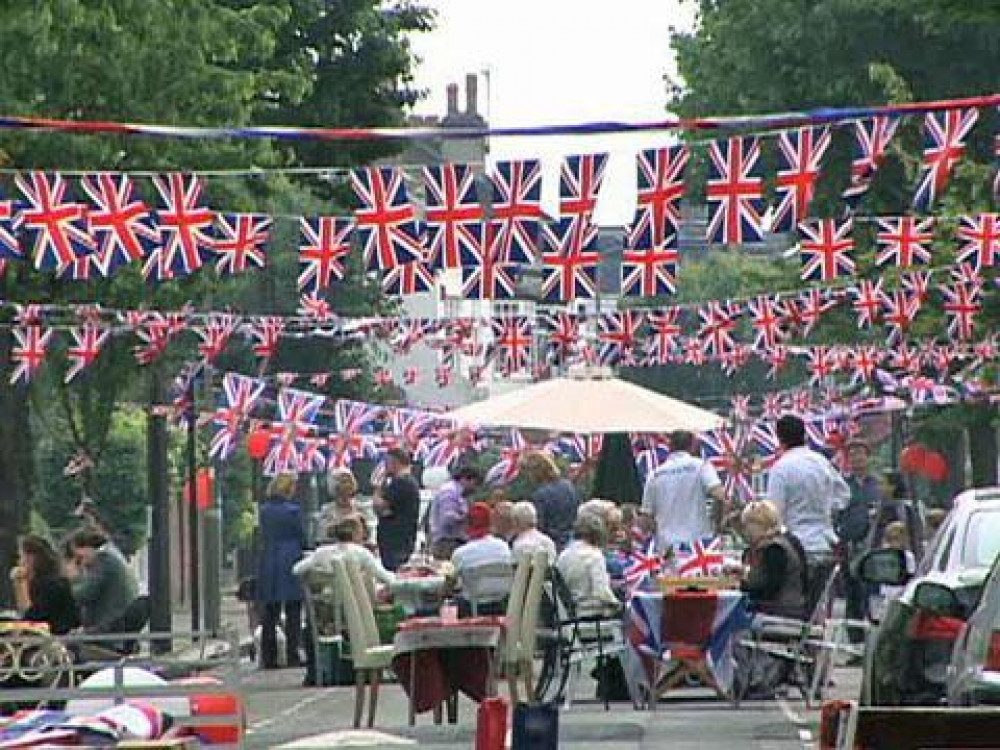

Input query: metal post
[147,365,172,653]
[187,378,200,636]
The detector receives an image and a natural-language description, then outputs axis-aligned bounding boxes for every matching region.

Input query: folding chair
[299,568,348,686]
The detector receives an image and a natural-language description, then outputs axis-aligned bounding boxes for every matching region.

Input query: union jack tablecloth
[623,589,752,703]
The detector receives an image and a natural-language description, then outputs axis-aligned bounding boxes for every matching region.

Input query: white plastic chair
[461,561,515,616]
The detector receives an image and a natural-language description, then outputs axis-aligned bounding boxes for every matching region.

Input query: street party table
[391,615,502,724]
[623,588,752,708]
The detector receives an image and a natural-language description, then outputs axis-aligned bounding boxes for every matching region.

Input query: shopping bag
[511,701,558,750]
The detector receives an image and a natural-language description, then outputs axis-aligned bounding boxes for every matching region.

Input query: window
[962,510,1000,569]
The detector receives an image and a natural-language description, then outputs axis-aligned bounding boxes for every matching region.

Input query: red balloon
[923,452,949,483]
[246,428,272,460]
[900,443,928,474]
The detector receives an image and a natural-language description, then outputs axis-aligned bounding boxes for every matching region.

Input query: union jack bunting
[634,441,671,483]
[626,145,688,250]
[147,173,215,281]
[882,289,922,346]
[559,153,608,225]
[423,163,483,269]
[903,269,933,300]
[541,311,581,365]
[788,288,838,337]
[351,166,424,271]
[264,387,326,476]
[790,389,812,414]
[705,136,765,244]
[329,399,381,467]
[849,346,882,384]
[419,426,476,469]
[807,346,836,386]
[949,262,983,288]
[842,115,901,211]
[719,343,751,376]
[552,434,604,465]
[889,343,922,374]
[731,394,752,422]
[747,295,789,350]
[752,420,781,468]
[683,336,707,365]
[16,172,94,271]
[876,216,934,267]
[133,312,186,365]
[57,249,105,281]
[675,536,725,578]
[644,308,682,365]
[488,159,543,264]
[956,213,1000,271]
[298,216,352,292]
[540,218,600,302]
[298,293,332,322]
[489,316,533,375]
[701,428,753,502]
[620,243,678,297]
[389,408,439,452]
[81,173,157,273]
[461,235,518,300]
[906,374,956,405]
[772,127,831,233]
[764,345,790,380]
[435,364,453,387]
[10,326,52,384]
[391,318,433,355]
[194,313,237,363]
[0,193,23,259]
[913,108,979,212]
[436,318,478,367]
[64,325,110,383]
[850,279,885,329]
[940,280,981,341]
[621,540,664,595]
[798,217,855,281]
[697,301,741,358]
[928,344,958,376]
[210,373,266,460]
[381,261,435,295]
[597,309,644,366]
[212,213,270,276]
[761,393,786,421]
[250,317,285,362]
[486,429,529,486]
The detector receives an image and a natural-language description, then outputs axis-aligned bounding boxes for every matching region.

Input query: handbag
[511,701,559,750]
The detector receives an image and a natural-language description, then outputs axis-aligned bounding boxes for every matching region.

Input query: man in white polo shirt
[642,430,728,553]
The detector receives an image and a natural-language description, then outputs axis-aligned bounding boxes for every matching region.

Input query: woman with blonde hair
[734,501,808,619]
[522,450,578,551]
[319,467,377,545]
[256,473,305,669]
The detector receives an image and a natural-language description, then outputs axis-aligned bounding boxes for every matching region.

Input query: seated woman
[65,528,140,635]
[556,513,621,617]
[734,501,808,619]
[10,535,80,635]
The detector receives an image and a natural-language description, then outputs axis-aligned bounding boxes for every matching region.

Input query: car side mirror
[858,548,911,586]
[913,582,962,618]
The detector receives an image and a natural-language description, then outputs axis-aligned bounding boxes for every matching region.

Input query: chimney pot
[465,73,478,116]
[446,83,459,115]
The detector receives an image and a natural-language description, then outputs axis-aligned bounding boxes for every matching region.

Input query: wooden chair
[498,554,533,704]
[516,551,550,700]
[331,557,395,728]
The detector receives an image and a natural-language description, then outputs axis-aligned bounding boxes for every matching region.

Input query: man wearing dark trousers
[375,448,421,571]
[839,440,883,648]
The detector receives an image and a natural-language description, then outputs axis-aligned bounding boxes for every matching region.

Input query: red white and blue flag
[298,216,351,292]
[388,408,439,452]
[798,217,855,281]
[940,279,982,341]
[634,441,671,484]
[675,536,725,578]
[913,108,979,212]
[621,540,664,596]
[541,311,581,366]
[597,309,644,366]
[697,301,741,358]
[644,308,682,365]
[250,317,285,363]
[16,172,94,271]
[705,137,765,244]
[882,288,922,346]
[850,279,885,329]
[210,373,266,460]
[382,261,435,296]
[486,429,530,486]
[0,192,23,260]
[352,166,425,271]
[462,229,518,299]
[10,325,53,385]
[64,324,110,383]
[626,145,688,250]
[488,159,543,264]
[490,316,533,375]
[540,218,600,302]
[559,153,608,225]
[956,213,1000,271]
[551,434,604,465]
[789,288,838,337]
[265,387,326,476]
[81,173,157,273]
[876,216,934,267]
[772,127,831,233]
[147,173,215,281]
[747,294,788,351]
[701,429,752,502]
[195,313,237,363]
[212,213,270,276]
[621,242,678,298]
[842,115,900,211]
[424,163,483,269]
[807,346,836,386]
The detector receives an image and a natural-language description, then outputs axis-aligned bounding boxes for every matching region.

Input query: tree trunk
[0,328,33,607]
[967,403,999,488]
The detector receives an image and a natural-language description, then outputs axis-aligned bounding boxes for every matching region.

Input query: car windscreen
[962,509,1000,568]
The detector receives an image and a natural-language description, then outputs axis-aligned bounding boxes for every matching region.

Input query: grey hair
[573,512,608,548]
[512,501,537,528]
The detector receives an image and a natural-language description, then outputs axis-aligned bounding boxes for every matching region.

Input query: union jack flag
[490,316,533,375]
[705,137,765,244]
[850,279,885,329]
[540,218,600,302]
[747,295,788,351]
[462,230,518,299]
[541,311,581,366]
[731,394,752,423]
[16,172,94,271]
[903,269,933,300]
[634,440,671,483]
[788,288,838,337]
[928,344,958,376]
[913,107,979,212]
[683,336,707,365]
[906,374,955,405]
[621,242,678,298]
[889,343,922,374]
[559,153,608,224]
[250,317,284,363]
[621,540,664,595]
[132,311,186,365]
[626,145,688,250]
[772,127,831,233]
[81,173,157,273]
[329,399,381,468]
[552,434,604,465]
[764,345,790,380]
[391,318,433,355]
[676,536,725,578]
[644,308,682,365]
[842,115,901,211]
[382,261,435,296]
[807,346,836,386]
[798,217,855,281]
[57,249,106,281]
[389,407,439,452]
[940,279,981,341]
[752,420,781,469]
[298,293,333,323]
[876,216,934,267]
[701,428,752,502]
[264,387,326,476]
[298,216,352,292]
[351,166,425,270]
[882,288,922,346]
[146,173,215,281]
[0,193,23,259]
[597,309,644,366]
[194,313,236,363]
[435,364,453,387]
[210,373,265,460]
[697,301,741,358]
[10,325,52,384]
[488,159,543,264]
[956,213,1000,271]
[849,346,882,384]
[424,163,483,269]
[719,344,751,376]
[761,393,786,421]
[486,429,529,486]
[212,213,270,276]
[64,325,109,383]
[419,426,476,469]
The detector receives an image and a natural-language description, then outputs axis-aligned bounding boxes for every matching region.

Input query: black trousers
[805,559,835,618]
[260,600,301,668]
[844,568,870,644]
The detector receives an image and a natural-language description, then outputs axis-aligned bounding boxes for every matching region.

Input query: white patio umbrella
[446,366,722,434]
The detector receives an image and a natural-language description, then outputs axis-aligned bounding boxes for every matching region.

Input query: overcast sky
[409,0,698,225]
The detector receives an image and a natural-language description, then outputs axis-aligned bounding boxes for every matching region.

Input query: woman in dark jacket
[523,451,579,551]
[10,534,80,635]
[736,501,808,619]
[256,474,305,669]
